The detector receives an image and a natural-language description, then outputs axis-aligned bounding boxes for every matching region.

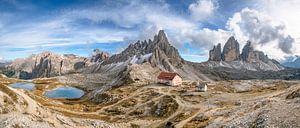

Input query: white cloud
[226,8,295,60]
[256,0,300,57]
[0,17,136,49]
[62,1,195,42]
[3,0,298,62]
[0,0,195,50]
[189,0,217,21]
[183,28,230,50]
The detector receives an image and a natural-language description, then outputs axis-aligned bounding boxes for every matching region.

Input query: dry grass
[0,83,19,101]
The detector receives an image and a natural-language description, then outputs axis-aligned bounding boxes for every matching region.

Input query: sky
[0,0,300,63]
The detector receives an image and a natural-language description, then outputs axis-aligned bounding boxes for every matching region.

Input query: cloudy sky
[0,0,299,62]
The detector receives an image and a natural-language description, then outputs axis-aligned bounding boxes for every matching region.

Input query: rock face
[10,52,87,79]
[207,37,284,71]
[90,49,110,63]
[209,43,222,61]
[241,41,268,63]
[222,36,240,61]
[102,30,184,71]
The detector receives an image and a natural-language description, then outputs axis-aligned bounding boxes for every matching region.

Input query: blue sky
[0,0,300,62]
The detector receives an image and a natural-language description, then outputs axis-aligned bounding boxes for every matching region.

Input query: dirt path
[8,87,39,115]
[96,86,148,113]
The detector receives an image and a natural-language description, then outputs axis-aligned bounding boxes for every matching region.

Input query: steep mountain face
[102,30,184,70]
[283,56,300,68]
[94,30,184,71]
[10,52,87,79]
[222,36,240,61]
[209,43,222,61]
[241,41,268,63]
[207,37,284,71]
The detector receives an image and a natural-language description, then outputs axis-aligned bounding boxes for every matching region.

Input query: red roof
[157,72,178,80]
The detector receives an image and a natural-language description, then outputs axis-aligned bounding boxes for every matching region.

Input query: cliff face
[209,43,222,61]
[222,36,240,61]
[98,30,184,73]
[10,52,87,79]
[207,37,284,71]
[241,41,268,63]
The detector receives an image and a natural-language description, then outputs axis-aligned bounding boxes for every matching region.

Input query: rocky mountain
[207,37,284,71]
[222,36,240,61]
[84,30,210,81]
[90,49,110,63]
[283,56,300,68]
[241,41,269,63]
[8,30,299,84]
[101,30,184,70]
[209,43,222,61]
[9,52,87,79]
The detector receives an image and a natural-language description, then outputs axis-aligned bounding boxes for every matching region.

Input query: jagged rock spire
[222,36,240,61]
[209,43,222,61]
[241,41,269,63]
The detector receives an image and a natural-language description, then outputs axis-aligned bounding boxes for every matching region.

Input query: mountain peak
[228,36,236,41]
[209,43,222,61]
[156,30,168,43]
[222,36,240,61]
[158,30,166,38]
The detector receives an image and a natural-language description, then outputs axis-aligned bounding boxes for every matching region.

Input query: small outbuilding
[157,72,182,86]
[196,82,208,92]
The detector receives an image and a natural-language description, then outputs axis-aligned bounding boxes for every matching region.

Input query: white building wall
[171,75,182,86]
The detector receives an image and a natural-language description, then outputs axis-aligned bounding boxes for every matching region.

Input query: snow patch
[130,53,153,64]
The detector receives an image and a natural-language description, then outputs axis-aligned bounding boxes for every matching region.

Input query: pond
[9,83,35,90]
[44,87,84,99]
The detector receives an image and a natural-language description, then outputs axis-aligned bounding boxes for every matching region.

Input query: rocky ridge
[8,30,298,84]
[9,52,88,79]
[208,37,284,71]
[82,30,210,84]
[283,56,300,68]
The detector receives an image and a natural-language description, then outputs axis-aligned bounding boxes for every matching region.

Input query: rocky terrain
[0,74,299,128]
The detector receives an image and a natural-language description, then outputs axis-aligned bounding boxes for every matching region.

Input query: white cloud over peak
[226,8,295,59]
[184,28,230,50]
[189,0,217,22]
[257,0,300,58]
[2,0,299,62]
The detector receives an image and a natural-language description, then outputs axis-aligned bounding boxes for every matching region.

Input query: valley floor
[0,76,299,128]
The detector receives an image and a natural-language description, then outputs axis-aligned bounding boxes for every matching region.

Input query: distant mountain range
[5,30,300,83]
[283,56,300,68]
